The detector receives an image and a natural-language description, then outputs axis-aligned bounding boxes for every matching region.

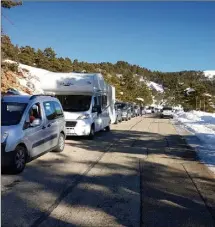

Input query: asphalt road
[2,115,215,227]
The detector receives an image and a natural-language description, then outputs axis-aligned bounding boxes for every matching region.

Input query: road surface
[2,115,215,227]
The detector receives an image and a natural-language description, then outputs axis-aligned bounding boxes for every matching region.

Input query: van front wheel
[12,145,27,174]
[105,125,110,132]
[88,125,95,140]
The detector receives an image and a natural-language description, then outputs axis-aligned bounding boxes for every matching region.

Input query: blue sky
[2,1,215,72]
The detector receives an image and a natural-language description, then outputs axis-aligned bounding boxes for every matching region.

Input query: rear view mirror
[92,105,102,114]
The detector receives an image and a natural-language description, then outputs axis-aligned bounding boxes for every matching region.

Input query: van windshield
[1,102,27,126]
[56,95,92,112]
[117,103,127,110]
[163,107,172,111]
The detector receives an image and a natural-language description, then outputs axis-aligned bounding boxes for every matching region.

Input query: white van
[40,72,115,139]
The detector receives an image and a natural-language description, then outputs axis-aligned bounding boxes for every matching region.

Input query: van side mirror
[92,105,102,114]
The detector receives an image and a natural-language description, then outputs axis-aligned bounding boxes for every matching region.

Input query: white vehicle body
[144,106,152,114]
[40,72,115,136]
[161,107,174,118]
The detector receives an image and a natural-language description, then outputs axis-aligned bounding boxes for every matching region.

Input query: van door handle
[42,126,46,129]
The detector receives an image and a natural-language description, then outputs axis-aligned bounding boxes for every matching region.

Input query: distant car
[134,105,140,116]
[129,104,136,118]
[114,104,122,124]
[145,107,152,114]
[1,94,66,173]
[160,106,174,119]
[117,102,131,121]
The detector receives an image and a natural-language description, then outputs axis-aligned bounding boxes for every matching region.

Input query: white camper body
[40,72,116,137]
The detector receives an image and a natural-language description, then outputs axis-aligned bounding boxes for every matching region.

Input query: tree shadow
[1,126,215,227]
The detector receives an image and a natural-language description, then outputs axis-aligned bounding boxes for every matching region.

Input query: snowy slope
[204,70,215,79]
[174,110,215,174]
[146,81,164,93]
[139,77,164,93]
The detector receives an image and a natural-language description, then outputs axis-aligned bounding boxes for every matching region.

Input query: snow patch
[146,81,164,93]
[204,70,215,79]
[174,110,215,174]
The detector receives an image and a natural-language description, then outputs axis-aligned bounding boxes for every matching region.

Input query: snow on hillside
[146,81,164,93]
[139,77,164,93]
[204,70,215,79]
[174,110,215,174]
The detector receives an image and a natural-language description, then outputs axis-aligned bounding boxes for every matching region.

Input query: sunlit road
[2,115,215,227]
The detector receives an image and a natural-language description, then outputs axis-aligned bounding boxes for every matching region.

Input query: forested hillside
[2,34,215,111]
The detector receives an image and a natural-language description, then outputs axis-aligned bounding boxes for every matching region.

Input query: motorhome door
[98,94,110,129]
[92,96,103,132]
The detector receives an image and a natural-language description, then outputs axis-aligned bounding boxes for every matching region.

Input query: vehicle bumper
[1,143,14,167]
[66,120,91,136]
[161,114,173,118]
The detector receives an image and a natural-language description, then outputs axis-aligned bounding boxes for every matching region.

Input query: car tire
[88,124,95,140]
[115,117,118,124]
[54,133,65,152]
[105,125,110,132]
[12,145,27,174]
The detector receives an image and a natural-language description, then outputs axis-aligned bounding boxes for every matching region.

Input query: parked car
[144,106,152,114]
[114,104,123,124]
[1,94,66,173]
[117,102,131,121]
[134,105,140,116]
[160,106,174,118]
[129,104,136,118]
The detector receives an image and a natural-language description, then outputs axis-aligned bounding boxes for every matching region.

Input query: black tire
[88,124,95,140]
[105,125,110,132]
[54,133,65,152]
[125,117,128,121]
[12,145,27,174]
[115,117,119,124]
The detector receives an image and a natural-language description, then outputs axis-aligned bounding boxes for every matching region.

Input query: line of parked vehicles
[114,102,142,123]
[1,71,175,174]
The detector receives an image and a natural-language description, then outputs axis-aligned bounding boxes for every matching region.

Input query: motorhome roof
[40,72,108,95]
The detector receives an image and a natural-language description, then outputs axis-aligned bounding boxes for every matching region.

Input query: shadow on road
[1,124,215,227]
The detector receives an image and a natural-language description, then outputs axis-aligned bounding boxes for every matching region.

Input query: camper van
[40,72,115,139]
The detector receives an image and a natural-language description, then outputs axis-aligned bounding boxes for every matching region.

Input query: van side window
[53,101,64,118]
[43,101,56,120]
[93,97,97,107]
[98,95,102,107]
[28,103,41,123]
[102,95,107,108]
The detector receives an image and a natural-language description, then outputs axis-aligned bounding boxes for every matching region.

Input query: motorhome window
[43,101,56,120]
[102,95,107,108]
[93,97,98,107]
[98,95,102,107]
[56,95,91,112]
[1,102,27,126]
[53,101,64,118]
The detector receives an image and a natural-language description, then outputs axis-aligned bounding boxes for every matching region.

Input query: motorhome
[39,72,115,139]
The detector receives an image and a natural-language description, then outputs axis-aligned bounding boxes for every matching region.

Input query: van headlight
[1,132,9,143]
[77,114,90,120]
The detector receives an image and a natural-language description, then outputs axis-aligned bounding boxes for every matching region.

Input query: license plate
[66,128,75,134]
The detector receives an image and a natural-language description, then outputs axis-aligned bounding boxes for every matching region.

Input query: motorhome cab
[41,72,115,139]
